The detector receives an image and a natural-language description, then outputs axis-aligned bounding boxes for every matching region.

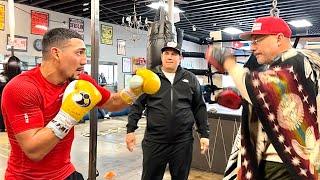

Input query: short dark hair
[42,28,83,55]
[3,56,22,81]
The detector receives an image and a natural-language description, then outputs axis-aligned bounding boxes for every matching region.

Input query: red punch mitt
[216,89,241,109]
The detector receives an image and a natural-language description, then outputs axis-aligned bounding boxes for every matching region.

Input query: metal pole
[8,0,15,56]
[168,0,174,26]
[167,0,175,41]
[88,0,99,179]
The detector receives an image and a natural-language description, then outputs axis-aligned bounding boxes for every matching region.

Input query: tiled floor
[0,117,223,180]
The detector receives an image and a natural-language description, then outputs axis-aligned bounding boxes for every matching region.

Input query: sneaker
[104,114,111,119]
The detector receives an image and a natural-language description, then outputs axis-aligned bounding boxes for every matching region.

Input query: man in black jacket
[126,42,210,180]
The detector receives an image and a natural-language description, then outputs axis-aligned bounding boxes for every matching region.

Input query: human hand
[135,68,161,94]
[47,80,102,139]
[126,132,136,152]
[205,45,235,73]
[200,138,209,154]
[120,68,161,104]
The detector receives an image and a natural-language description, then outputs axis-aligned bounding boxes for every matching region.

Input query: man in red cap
[206,16,320,179]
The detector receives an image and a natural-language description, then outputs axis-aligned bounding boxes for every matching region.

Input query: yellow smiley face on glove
[73,92,91,107]
[62,80,102,121]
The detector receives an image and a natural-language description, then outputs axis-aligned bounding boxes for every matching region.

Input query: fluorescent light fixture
[83,3,89,6]
[288,19,312,28]
[306,41,320,45]
[83,7,89,11]
[35,25,48,31]
[147,2,184,13]
[223,27,243,35]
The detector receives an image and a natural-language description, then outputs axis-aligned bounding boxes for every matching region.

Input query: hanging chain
[270,0,280,17]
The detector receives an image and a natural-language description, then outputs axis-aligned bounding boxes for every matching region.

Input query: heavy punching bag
[147,7,183,69]
[176,28,184,53]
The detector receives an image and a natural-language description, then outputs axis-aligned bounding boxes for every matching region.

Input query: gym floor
[0,116,223,180]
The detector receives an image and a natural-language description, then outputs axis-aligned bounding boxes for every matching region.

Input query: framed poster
[100,24,113,45]
[124,74,133,89]
[132,57,146,73]
[6,35,28,52]
[0,4,5,31]
[31,10,49,35]
[117,39,126,55]
[69,18,84,37]
[122,57,131,73]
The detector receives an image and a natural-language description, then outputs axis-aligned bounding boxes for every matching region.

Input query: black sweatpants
[66,171,84,180]
[141,139,193,180]
[258,160,292,180]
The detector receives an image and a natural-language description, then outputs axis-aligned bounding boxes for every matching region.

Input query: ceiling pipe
[182,52,205,58]
[183,33,203,44]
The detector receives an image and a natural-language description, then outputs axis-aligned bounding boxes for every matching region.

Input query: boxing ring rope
[232,118,239,145]
[195,116,241,171]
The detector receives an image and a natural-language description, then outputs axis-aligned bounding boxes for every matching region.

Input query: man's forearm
[101,93,130,112]
[224,58,252,104]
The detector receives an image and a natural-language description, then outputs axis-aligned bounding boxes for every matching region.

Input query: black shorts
[66,171,84,180]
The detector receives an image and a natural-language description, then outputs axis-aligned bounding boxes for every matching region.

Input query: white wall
[181,40,207,70]
[0,2,148,90]
[0,2,205,90]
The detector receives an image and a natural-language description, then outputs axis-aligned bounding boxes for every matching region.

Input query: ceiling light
[83,8,89,11]
[223,27,243,35]
[147,2,184,13]
[306,41,320,45]
[192,25,196,31]
[83,3,89,6]
[288,19,312,28]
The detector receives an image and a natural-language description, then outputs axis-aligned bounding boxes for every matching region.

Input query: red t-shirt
[2,67,110,179]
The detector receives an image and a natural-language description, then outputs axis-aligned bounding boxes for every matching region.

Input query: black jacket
[127,65,209,143]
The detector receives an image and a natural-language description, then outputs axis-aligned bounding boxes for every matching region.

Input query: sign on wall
[100,24,113,45]
[31,10,49,35]
[122,57,131,73]
[69,18,84,37]
[0,4,5,31]
[117,39,126,55]
[6,35,28,52]
[124,74,133,89]
[132,57,146,73]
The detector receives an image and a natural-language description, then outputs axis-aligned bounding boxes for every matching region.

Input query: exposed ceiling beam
[30,0,52,6]
[52,3,82,11]
[182,0,318,19]
[42,0,77,9]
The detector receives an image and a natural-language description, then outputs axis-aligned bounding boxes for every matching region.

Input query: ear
[277,33,285,46]
[50,47,60,60]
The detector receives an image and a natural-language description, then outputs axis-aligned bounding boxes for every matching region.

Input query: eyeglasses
[251,35,269,45]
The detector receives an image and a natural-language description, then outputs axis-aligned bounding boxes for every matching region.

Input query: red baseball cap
[240,16,292,40]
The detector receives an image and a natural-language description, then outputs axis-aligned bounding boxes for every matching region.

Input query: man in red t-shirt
[1,28,160,180]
